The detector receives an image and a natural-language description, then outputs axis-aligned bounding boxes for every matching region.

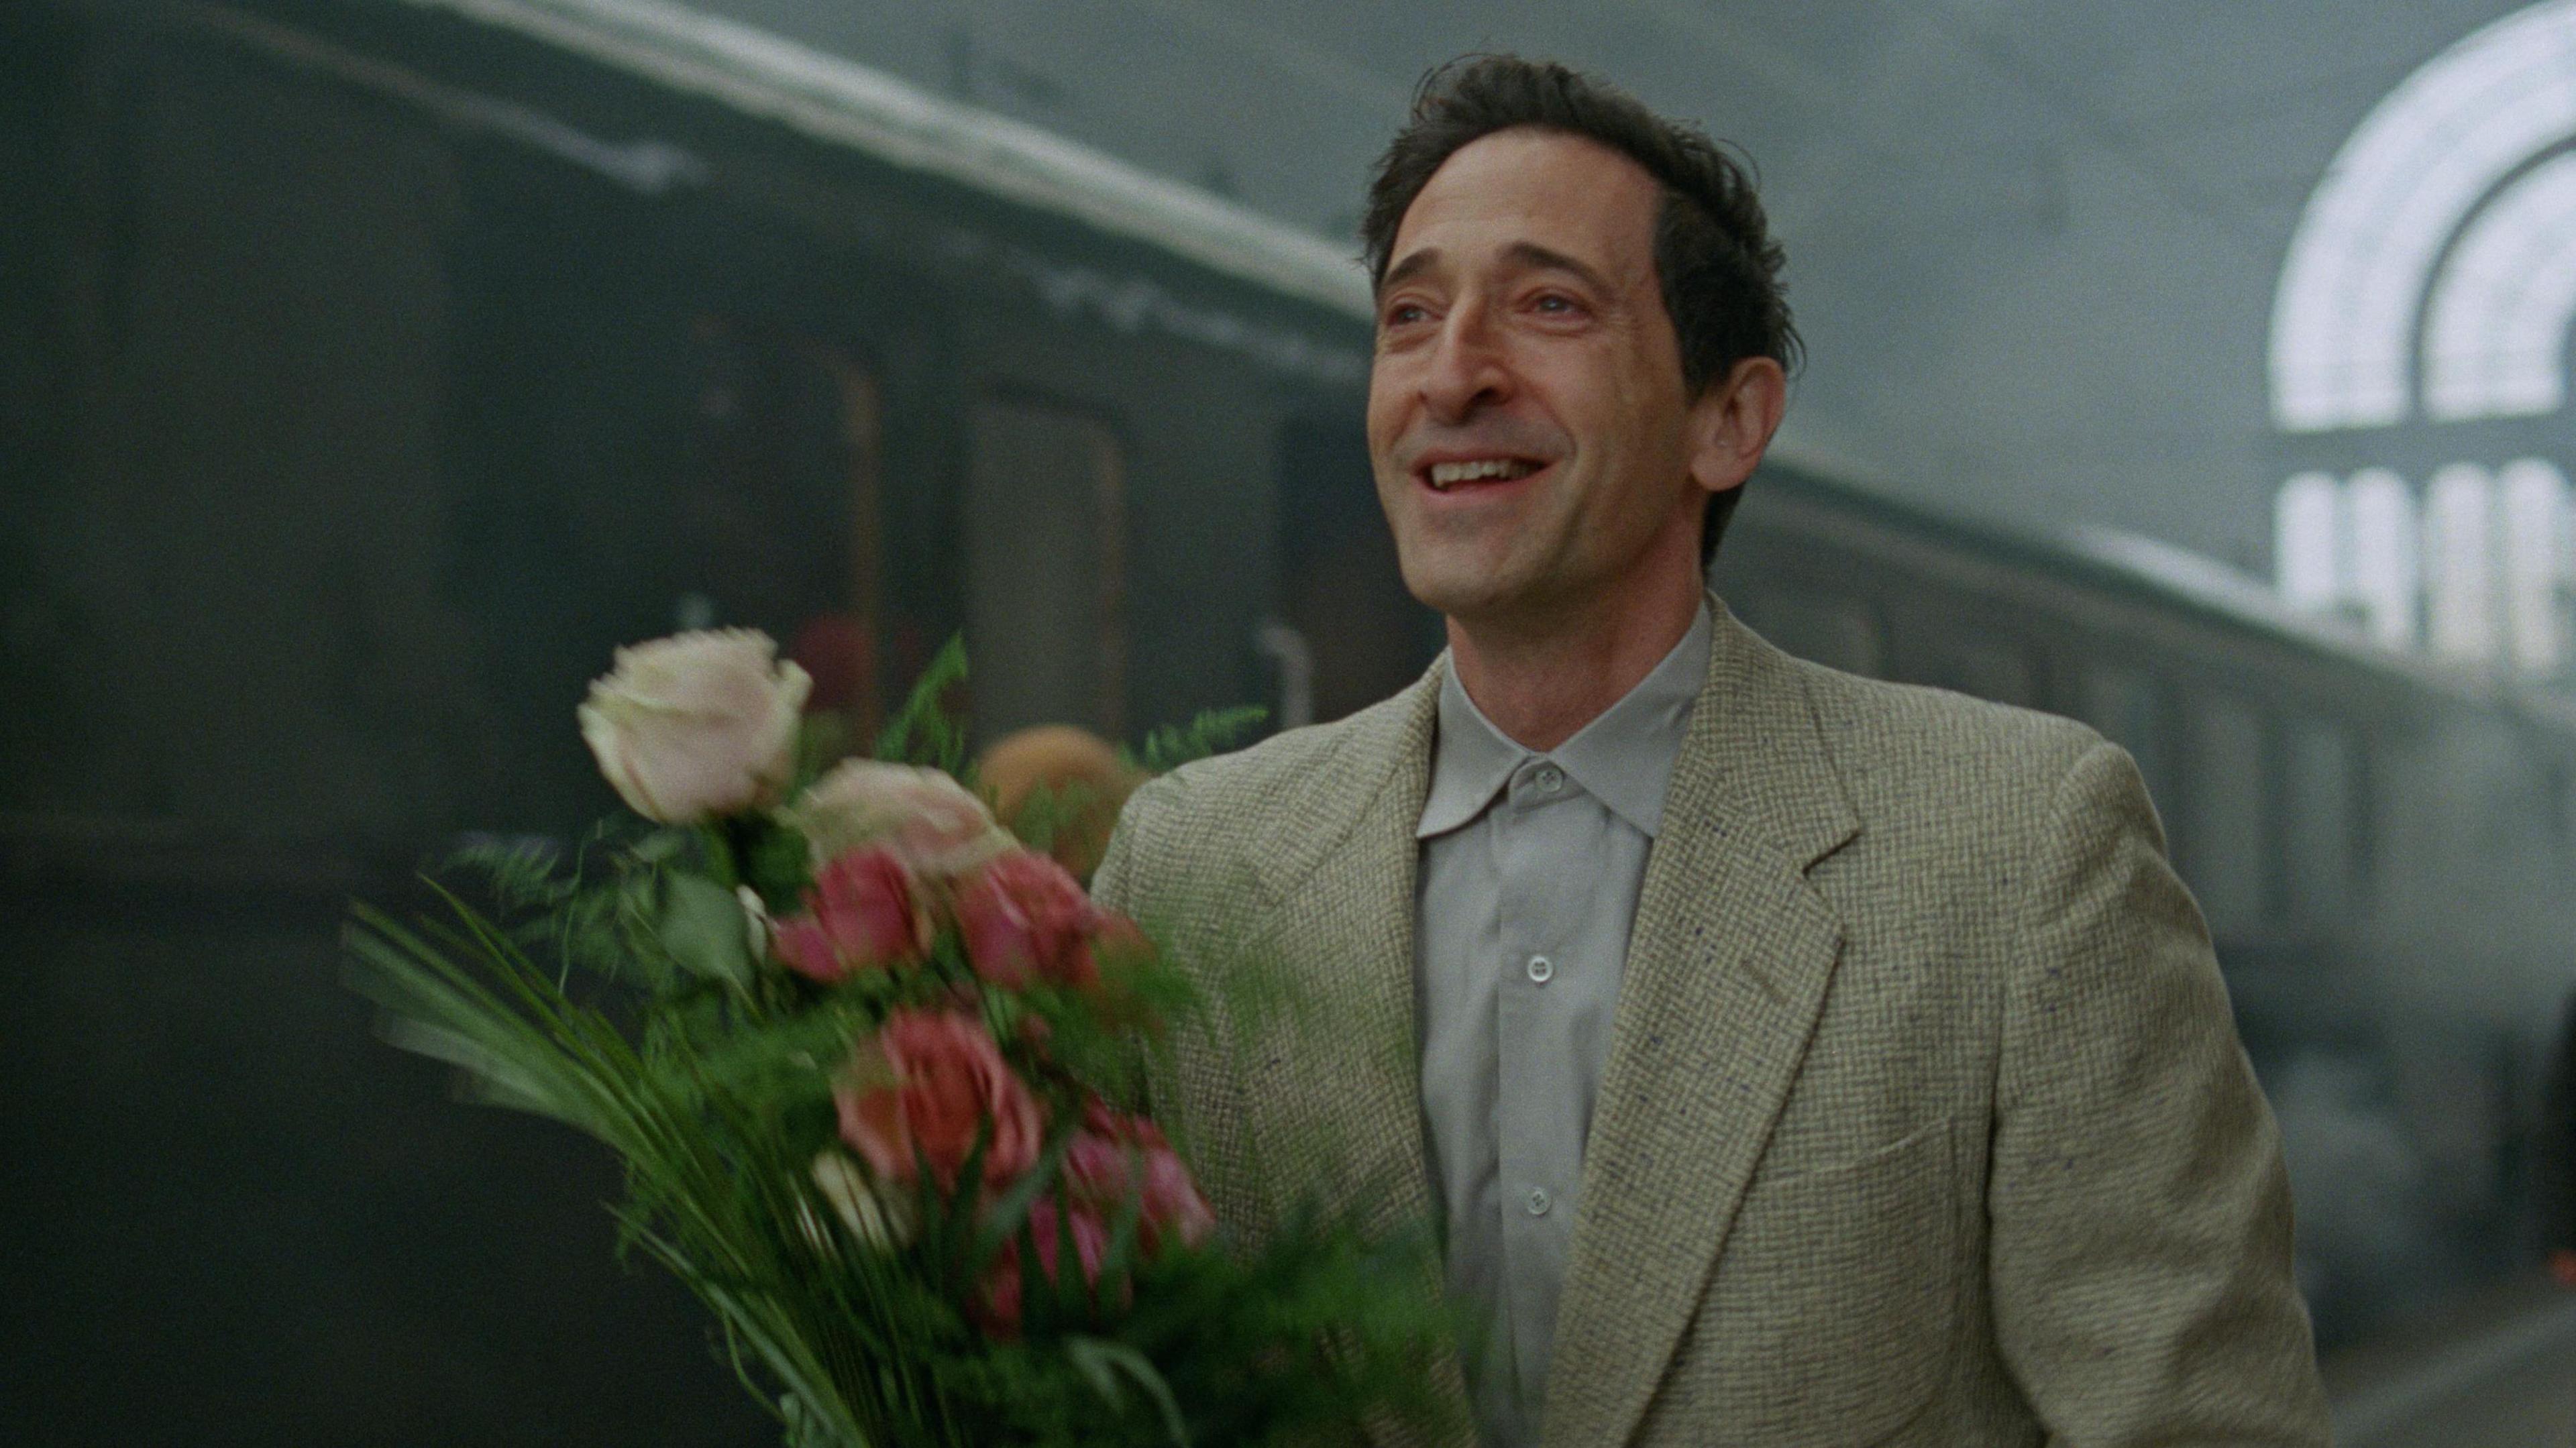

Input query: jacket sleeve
[1085,775,1267,1235]
[1988,740,2331,1445]
[1088,777,1152,922]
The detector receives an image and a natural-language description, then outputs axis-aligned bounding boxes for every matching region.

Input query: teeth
[1426,458,1540,490]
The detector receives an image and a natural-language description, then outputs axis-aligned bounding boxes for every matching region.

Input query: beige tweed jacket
[1092,600,2330,1447]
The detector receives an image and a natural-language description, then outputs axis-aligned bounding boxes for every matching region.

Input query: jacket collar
[1417,599,1711,841]
[1248,594,1835,906]
[1669,591,1861,873]
[1237,657,1443,915]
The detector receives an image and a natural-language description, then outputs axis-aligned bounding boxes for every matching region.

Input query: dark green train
[3,0,2569,1440]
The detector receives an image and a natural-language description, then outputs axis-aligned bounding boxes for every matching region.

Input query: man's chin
[1397,565,1515,622]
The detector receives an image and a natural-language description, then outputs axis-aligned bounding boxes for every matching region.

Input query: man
[1094,55,2328,1447]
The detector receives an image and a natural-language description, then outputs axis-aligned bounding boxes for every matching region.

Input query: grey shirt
[1414,602,1711,1447]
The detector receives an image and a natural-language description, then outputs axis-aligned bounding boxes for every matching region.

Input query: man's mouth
[1419,457,1548,492]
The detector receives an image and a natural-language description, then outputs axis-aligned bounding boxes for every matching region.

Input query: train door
[963,397,1124,741]
[1273,411,1438,724]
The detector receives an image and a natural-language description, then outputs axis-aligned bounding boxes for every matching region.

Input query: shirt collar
[1416,599,1712,841]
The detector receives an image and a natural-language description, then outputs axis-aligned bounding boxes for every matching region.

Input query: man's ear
[1686,355,1787,498]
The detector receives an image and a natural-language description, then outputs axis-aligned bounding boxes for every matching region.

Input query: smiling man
[1095,56,2329,1448]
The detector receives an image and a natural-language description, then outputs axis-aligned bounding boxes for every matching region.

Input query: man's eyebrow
[1379,248,1442,296]
[1502,242,1615,297]
[1375,241,1617,302]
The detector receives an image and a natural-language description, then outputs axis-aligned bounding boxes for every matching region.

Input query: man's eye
[1384,302,1428,326]
[1533,293,1579,315]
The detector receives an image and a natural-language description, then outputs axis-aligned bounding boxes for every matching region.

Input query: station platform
[2324,1274,2576,1446]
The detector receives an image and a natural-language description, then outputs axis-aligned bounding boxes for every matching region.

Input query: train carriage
[3,0,1431,854]
[3,1,1416,1437]
[3,4,2571,1439]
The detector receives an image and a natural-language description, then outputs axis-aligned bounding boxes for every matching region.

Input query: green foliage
[872,636,971,775]
[660,872,754,985]
[355,641,1455,1445]
[350,832,1461,1448]
[1061,1338,1187,1448]
[792,709,857,795]
[740,815,820,911]
[997,779,1097,857]
[443,828,694,991]
[1123,708,1268,777]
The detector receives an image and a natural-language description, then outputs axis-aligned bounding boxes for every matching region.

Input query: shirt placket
[1492,756,1577,1404]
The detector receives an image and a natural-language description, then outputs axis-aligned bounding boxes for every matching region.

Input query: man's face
[1367,127,1714,625]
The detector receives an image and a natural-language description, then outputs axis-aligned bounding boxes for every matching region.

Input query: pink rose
[1079,1097,1150,1145]
[787,761,1016,879]
[977,1196,1111,1335]
[835,1010,1041,1192]
[1063,1101,1215,1254]
[1132,1142,1215,1251]
[1061,1130,1133,1205]
[772,847,926,982]
[954,850,1102,990]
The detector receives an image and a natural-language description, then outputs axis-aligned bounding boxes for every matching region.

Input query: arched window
[2269,3,2576,682]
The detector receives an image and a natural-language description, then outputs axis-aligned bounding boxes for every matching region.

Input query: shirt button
[1533,765,1564,793]
[1526,954,1554,985]
[1525,1187,1552,1217]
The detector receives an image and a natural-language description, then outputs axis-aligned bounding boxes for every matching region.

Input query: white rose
[786,759,1016,878]
[578,630,811,824]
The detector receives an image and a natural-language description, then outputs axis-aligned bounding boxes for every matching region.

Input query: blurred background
[4,0,2574,1442]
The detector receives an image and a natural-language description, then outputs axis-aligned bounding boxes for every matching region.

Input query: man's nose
[1419,306,1511,423]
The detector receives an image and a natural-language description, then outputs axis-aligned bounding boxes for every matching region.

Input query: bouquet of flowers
[347,630,1453,1447]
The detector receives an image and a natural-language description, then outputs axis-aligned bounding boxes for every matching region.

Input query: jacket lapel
[1234,665,1471,1446]
[1542,604,1862,1448]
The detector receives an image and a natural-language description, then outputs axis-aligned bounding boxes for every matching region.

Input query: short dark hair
[1361,54,1799,565]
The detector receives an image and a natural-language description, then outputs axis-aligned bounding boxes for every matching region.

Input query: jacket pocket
[1663,1117,1960,1445]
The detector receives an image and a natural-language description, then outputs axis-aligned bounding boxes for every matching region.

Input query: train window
[2283,719,2365,920]
[2186,697,2267,936]
[2081,664,2176,822]
[685,317,884,740]
[1741,586,1885,676]
[964,398,1124,740]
